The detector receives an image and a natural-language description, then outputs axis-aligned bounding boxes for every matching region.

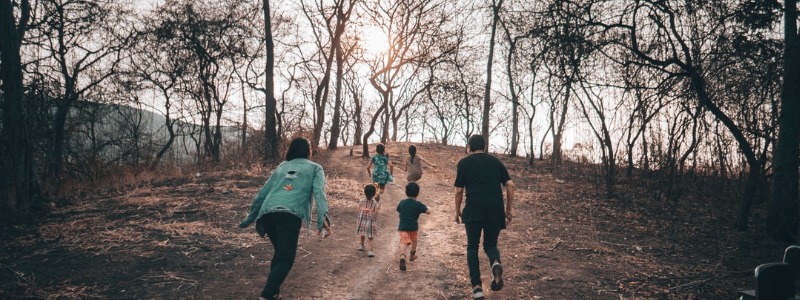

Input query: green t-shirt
[396,198,428,231]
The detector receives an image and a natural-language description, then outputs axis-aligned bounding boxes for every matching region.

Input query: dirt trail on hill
[246,144,515,299]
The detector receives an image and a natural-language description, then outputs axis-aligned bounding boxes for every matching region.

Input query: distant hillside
[68,100,242,165]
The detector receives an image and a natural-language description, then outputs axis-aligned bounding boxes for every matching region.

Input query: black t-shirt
[396,198,428,231]
[454,152,511,228]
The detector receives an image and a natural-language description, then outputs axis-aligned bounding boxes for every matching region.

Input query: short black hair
[468,135,485,152]
[405,182,420,197]
[285,137,310,161]
[376,143,385,154]
[364,184,377,199]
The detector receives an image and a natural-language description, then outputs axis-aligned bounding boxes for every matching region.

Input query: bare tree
[362,0,453,156]
[327,0,359,150]
[263,0,279,162]
[480,0,503,149]
[32,0,133,181]
[578,0,771,228]
[129,20,186,169]
[299,0,356,148]
[767,0,800,242]
[0,0,42,212]
[153,0,252,163]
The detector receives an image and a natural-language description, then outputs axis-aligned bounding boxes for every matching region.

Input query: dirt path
[248,144,513,299]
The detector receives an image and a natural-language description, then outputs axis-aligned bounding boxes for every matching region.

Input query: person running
[356,183,380,257]
[367,143,393,194]
[454,135,515,300]
[396,182,430,271]
[404,145,436,182]
[239,137,333,300]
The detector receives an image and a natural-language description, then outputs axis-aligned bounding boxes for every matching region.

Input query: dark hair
[364,184,377,199]
[468,135,485,152]
[405,182,420,197]
[286,137,311,161]
[376,144,385,155]
[408,145,417,163]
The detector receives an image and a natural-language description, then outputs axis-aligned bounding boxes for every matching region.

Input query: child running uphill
[367,144,393,194]
[404,144,436,183]
[356,184,380,257]
[396,182,430,271]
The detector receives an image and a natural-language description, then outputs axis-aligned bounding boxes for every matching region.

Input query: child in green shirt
[396,182,430,271]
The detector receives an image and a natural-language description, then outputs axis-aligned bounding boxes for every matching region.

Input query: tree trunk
[150,121,176,170]
[352,84,363,146]
[328,36,345,150]
[381,92,390,143]
[362,94,387,157]
[263,0,279,162]
[481,0,504,148]
[504,31,519,157]
[50,101,73,179]
[240,81,248,152]
[552,77,570,167]
[767,0,800,243]
[0,0,41,212]
[737,165,763,231]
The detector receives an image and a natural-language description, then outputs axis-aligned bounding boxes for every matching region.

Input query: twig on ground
[299,247,312,259]
[668,276,717,292]
[600,241,633,247]
[0,263,33,284]
[550,238,562,251]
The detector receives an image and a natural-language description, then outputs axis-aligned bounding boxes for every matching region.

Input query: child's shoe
[410,250,418,261]
[358,244,365,251]
[399,257,407,271]
[368,251,375,257]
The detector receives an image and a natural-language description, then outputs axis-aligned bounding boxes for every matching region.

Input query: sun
[361,26,390,56]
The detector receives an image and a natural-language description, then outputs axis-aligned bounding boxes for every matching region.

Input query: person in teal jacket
[239,137,332,300]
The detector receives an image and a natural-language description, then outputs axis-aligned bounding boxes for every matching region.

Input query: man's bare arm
[505,180,515,224]
[454,187,464,224]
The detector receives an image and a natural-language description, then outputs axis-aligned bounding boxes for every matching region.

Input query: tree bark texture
[264,0,279,162]
[767,0,800,243]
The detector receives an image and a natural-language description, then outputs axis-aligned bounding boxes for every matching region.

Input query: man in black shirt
[454,135,515,300]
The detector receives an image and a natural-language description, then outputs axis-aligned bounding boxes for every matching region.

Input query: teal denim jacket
[239,158,329,236]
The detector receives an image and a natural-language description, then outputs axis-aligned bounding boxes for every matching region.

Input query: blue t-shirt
[396,198,428,231]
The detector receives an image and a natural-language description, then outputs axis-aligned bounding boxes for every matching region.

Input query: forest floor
[0,142,790,299]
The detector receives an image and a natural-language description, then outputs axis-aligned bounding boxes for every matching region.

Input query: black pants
[465,220,502,287]
[258,212,302,298]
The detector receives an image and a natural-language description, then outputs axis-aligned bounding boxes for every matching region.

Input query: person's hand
[238,218,253,228]
[455,212,461,224]
[319,222,332,238]
[505,211,513,224]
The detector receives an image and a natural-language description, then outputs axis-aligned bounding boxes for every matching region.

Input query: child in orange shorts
[396,182,430,271]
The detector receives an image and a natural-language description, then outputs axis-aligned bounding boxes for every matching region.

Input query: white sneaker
[358,244,365,251]
[472,287,485,299]
[368,251,375,257]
